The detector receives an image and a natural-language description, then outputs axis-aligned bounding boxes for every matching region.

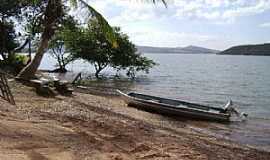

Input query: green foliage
[48,16,78,72]
[68,0,167,48]
[6,0,166,79]
[0,21,19,61]
[0,53,28,73]
[14,54,29,73]
[63,20,109,78]
[48,34,68,72]
[64,19,156,78]
[23,0,48,38]
[110,28,156,78]
[14,54,28,65]
[71,0,117,47]
[0,0,23,19]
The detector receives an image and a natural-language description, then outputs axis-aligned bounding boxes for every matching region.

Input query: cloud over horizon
[82,0,270,50]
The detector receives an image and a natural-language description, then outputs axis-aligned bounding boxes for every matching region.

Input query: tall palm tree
[16,0,167,80]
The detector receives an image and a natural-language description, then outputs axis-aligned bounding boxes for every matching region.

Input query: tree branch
[13,38,30,53]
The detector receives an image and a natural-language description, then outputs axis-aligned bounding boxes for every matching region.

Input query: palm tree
[16,0,167,80]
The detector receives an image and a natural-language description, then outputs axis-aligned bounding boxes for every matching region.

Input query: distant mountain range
[136,45,219,54]
[218,43,270,56]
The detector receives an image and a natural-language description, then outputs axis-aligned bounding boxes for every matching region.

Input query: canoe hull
[117,90,230,122]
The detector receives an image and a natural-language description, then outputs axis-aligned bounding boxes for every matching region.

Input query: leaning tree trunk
[27,38,32,64]
[16,0,63,80]
[94,62,107,79]
[16,34,50,80]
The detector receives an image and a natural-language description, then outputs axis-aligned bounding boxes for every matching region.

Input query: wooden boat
[117,90,234,122]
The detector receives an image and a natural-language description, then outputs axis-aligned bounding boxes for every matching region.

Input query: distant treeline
[218,43,270,56]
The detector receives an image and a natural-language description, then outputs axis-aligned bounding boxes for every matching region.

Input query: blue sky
[76,0,270,50]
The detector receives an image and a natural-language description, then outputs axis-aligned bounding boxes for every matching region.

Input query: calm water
[40,53,270,151]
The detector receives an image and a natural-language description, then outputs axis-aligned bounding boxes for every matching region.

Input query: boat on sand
[117,90,241,122]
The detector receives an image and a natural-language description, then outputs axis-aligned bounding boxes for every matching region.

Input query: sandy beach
[0,80,269,160]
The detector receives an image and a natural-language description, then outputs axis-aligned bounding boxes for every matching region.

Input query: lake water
[40,53,270,151]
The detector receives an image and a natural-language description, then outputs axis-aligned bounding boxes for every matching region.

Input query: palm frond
[70,0,168,47]
[74,0,117,47]
[152,0,168,8]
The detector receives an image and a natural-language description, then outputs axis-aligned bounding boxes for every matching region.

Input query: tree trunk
[27,38,32,64]
[94,62,108,79]
[14,38,29,53]
[16,34,49,80]
[95,70,101,79]
[16,0,63,80]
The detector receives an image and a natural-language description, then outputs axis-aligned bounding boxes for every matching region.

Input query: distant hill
[218,43,270,56]
[181,45,219,54]
[136,45,219,54]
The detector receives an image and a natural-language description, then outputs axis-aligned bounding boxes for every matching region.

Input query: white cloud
[112,1,168,22]
[111,10,155,24]
[222,0,270,21]
[259,22,270,27]
[123,28,217,48]
[71,0,270,49]
[123,28,240,50]
[174,0,270,23]
[82,0,270,25]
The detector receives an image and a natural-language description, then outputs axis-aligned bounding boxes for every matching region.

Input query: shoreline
[0,80,269,159]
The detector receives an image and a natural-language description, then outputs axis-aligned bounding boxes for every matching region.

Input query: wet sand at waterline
[0,80,269,159]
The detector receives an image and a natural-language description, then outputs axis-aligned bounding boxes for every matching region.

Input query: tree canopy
[63,19,156,78]
[0,0,23,19]
[0,0,166,79]
[110,27,156,78]
[0,20,19,62]
[48,16,78,72]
